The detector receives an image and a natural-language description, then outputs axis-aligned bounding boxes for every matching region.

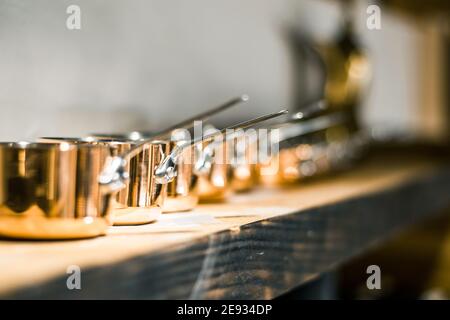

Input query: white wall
[0,0,424,140]
[291,0,425,136]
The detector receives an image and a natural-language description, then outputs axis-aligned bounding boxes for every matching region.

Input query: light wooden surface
[0,153,449,298]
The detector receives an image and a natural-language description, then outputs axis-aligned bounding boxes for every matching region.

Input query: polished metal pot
[92,95,249,214]
[0,142,116,239]
[257,106,366,186]
[39,137,169,226]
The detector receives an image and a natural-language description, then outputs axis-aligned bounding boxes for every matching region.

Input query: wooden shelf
[1,152,450,299]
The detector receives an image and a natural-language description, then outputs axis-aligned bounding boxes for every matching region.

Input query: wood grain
[1,153,449,299]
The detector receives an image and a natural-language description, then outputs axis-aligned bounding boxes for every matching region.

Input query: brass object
[157,110,288,203]
[0,107,286,238]
[110,140,168,225]
[229,131,259,192]
[41,137,167,226]
[197,125,232,202]
[196,110,289,201]
[229,101,328,191]
[275,7,371,184]
[0,142,113,239]
[314,5,371,132]
[382,0,450,17]
[270,8,371,185]
[40,137,130,215]
[160,131,199,213]
[257,110,365,186]
[92,95,250,214]
[318,38,370,113]
[98,111,287,219]
[92,99,286,211]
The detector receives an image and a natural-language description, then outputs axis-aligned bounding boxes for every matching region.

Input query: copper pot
[196,125,232,202]
[257,110,366,185]
[0,142,116,239]
[229,130,259,192]
[92,95,249,214]
[40,137,168,226]
[195,111,288,201]
[159,130,199,213]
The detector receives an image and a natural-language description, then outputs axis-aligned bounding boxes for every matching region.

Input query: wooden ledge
[1,151,450,299]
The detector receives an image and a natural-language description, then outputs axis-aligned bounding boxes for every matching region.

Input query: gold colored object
[92,108,287,211]
[318,41,370,112]
[314,6,371,131]
[113,140,168,225]
[229,132,259,192]
[40,137,126,215]
[160,131,199,213]
[197,126,258,200]
[0,142,113,239]
[257,110,365,186]
[196,125,232,202]
[92,95,250,214]
[98,112,287,219]
[382,0,450,17]
[182,111,289,202]
[78,135,190,215]
[159,110,288,205]
[0,109,286,239]
[41,137,168,226]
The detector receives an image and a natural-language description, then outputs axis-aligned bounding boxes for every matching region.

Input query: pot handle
[154,109,288,184]
[150,94,249,140]
[98,109,287,192]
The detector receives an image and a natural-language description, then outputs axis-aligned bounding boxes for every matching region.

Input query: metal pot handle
[150,95,249,140]
[99,109,287,192]
[154,110,288,184]
[97,94,248,193]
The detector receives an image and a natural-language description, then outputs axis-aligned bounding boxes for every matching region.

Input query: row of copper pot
[258,105,366,185]
[0,96,291,240]
[0,97,363,240]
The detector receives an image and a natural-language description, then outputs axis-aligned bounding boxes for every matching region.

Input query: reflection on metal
[0,142,112,239]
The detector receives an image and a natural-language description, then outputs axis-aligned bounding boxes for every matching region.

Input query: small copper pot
[111,140,169,225]
[257,111,365,185]
[91,95,250,213]
[196,125,232,202]
[229,131,259,192]
[195,111,288,201]
[0,142,116,239]
[40,137,168,226]
[84,134,198,214]
[159,130,199,213]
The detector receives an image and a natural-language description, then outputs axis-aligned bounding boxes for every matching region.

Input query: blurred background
[0,0,448,143]
[0,0,449,299]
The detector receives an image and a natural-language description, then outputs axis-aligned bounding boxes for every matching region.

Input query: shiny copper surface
[41,137,169,226]
[258,123,363,186]
[161,137,199,213]
[0,142,111,239]
[113,141,168,225]
[197,138,232,202]
[229,134,259,192]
